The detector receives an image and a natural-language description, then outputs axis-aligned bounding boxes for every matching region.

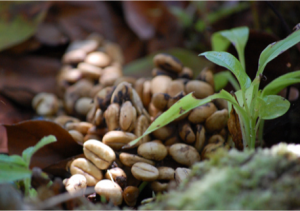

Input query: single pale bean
[75,97,93,116]
[104,103,120,131]
[150,75,172,95]
[69,130,84,145]
[175,167,191,185]
[77,62,102,80]
[70,158,103,186]
[32,93,59,116]
[142,80,152,108]
[95,179,123,206]
[85,52,111,67]
[151,181,168,193]
[157,167,175,180]
[63,174,86,194]
[119,152,155,167]
[102,131,137,150]
[208,134,225,144]
[134,114,151,146]
[137,140,167,161]
[188,102,217,124]
[167,80,185,97]
[153,53,183,73]
[119,101,136,132]
[197,67,214,88]
[131,162,159,181]
[194,124,206,152]
[83,139,115,170]
[65,122,93,135]
[169,143,200,166]
[185,80,214,99]
[152,124,175,141]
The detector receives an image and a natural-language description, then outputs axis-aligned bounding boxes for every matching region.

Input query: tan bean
[70,158,103,186]
[134,78,147,100]
[77,62,102,79]
[152,68,178,79]
[131,162,159,181]
[167,91,185,109]
[148,103,162,120]
[178,121,196,144]
[32,93,59,116]
[188,102,217,124]
[185,80,214,99]
[95,179,123,206]
[75,97,94,116]
[137,140,168,161]
[114,76,137,87]
[66,39,100,54]
[100,64,123,86]
[134,115,151,146]
[153,53,183,73]
[151,181,168,193]
[142,80,152,108]
[213,98,228,110]
[94,108,104,126]
[157,167,175,180]
[110,81,132,105]
[123,186,139,207]
[179,67,193,79]
[65,122,93,135]
[54,115,80,127]
[164,136,181,146]
[102,131,137,150]
[83,139,116,170]
[63,174,87,194]
[62,49,86,64]
[169,143,200,166]
[150,75,172,94]
[194,125,206,152]
[174,167,191,185]
[105,167,127,189]
[197,67,214,88]
[201,142,225,160]
[167,80,185,97]
[205,109,229,133]
[85,52,111,67]
[120,101,137,132]
[151,93,170,111]
[68,130,84,145]
[104,103,120,131]
[119,153,155,167]
[208,134,225,144]
[152,124,175,141]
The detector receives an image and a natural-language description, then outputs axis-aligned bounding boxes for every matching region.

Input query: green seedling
[126,26,300,150]
[0,135,57,196]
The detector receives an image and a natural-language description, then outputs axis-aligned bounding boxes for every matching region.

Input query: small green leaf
[200,51,251,91]
[259,95,290,120]
[219,26,249,70]
[125,90,244,148]
[214,71,240,91]
[0,154,27,167]
[211,32,231,52]
[262,70,300,97]
[0,163,32,183]
[22,135,57,166]
[257,28,300,77]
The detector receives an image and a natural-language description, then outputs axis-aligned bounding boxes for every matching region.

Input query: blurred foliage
[0,2,49,52]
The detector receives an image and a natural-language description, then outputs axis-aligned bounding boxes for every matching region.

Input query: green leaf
[214,71,240,91]
[0,163,32,183]
[259,95,290,120]
[125,90,245,148]
[0,154,27,167]
[211,32,231,52]
[200,51,251,91]
[0,2,48,51]
[257,28,300,77]
[22,135,57,166]
[218,27,249,70]
[262,71,300,97]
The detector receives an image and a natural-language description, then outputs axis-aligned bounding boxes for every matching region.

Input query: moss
[139,143,300,210]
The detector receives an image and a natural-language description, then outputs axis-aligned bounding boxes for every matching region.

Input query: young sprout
[126,25,300,150]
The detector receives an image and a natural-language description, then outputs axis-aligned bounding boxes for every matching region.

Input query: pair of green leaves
[126,25,300,149]
[0,135,56,183]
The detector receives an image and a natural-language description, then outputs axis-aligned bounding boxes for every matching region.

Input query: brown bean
[75,97,94,116]
[123,186,139,207]
[54,115,80,127]
[119,153,155,167]
[197,67,214,88]
[65,122,93,135]
[134,115,151,146]
[153,53,183,73]
[208,134,225,144]
[70,158,103,186]
[83,139,116,170]
[188,102,217,124]
[131,162,159,181]
[151,181,168,193]
[167,80,185,97]
[152,124,175,141]
[137,140,168,161]
[169,143,200,166]
[151,93,170,111]
[194,125,206,152]
[119,101,137,132]
[100,64,123,86]
[68,130,84,145]
[179,67,193,79]
[178,121,196,144]
[185,80,214,99]
[174,167,191,185]
[205,109,229,133]
[77,62,102,80]
[95,179,123,206]
[104,103,120,131]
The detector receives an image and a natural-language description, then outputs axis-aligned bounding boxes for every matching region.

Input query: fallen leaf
[0,2,50,51]
[4,120,82,169]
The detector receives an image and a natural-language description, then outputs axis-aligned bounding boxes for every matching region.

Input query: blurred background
[0,1,300,147]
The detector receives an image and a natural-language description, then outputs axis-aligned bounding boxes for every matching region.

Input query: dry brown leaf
[4,120,82,169]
